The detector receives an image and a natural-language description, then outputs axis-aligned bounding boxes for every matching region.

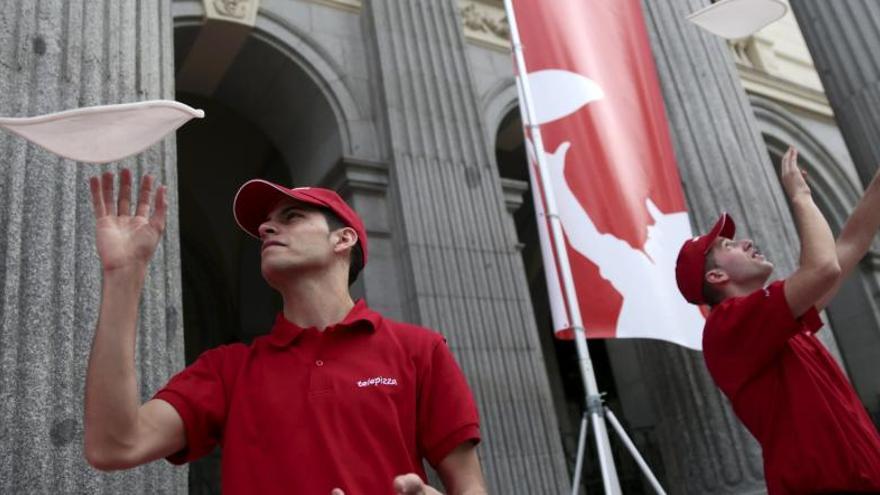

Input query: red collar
[267,299,381,348]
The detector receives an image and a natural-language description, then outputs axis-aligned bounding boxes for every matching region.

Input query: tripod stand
[570,394,665,494]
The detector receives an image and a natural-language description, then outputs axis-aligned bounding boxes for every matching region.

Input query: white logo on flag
[525,69,705,349]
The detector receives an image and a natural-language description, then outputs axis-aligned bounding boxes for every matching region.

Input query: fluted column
[790,0,880,187]
[366,0,570,492]
[636,0,810,492]
[0,2,185,493]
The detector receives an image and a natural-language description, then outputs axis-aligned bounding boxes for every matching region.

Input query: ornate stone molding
[737,64,832,117]
[204,0,259,26]
[321,157,389,196]
[731,35,831,116]
[727,10,833,117]
[500,178,528,250]
[499,177,528,214]
[459,0,510,52]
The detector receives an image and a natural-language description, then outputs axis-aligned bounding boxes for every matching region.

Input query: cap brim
[233,180,315,239]
[702,213,736,254]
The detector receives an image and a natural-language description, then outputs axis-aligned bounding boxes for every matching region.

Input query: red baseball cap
[675,213,735,305]
[233,179,368,265]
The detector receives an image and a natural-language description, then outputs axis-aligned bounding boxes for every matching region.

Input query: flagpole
[502,1,622,493]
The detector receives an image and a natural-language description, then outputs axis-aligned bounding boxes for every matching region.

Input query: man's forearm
[792,194,838,271]
[838,172,880,273]
[84,266,147,462]
[436,444,487,495]
[816,172,880,309]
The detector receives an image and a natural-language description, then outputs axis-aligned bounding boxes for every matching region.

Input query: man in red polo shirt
[675,146,880,494]
[82,169,487,494]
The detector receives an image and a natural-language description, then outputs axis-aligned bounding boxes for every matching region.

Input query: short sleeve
[153,344,245,464]
[703,280,823,395]
[416,336,481,468]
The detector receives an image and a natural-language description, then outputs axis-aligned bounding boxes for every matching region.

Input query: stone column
[790,0,880,187]
[0,2,185,493]
[635,0,811,492]
[365,0,571,492]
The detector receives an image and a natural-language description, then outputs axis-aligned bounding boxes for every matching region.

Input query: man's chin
[261,263,296,287]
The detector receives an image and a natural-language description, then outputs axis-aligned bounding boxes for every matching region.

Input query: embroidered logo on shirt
[357,376,399,388]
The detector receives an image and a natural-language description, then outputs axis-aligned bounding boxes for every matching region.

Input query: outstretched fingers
[780,146,792,175]
[89,172,167,228]
[101,172,116,216]
[89,176,105,219]
[135,174,154,218]
[149,184,168,233]
[117,168,132,216]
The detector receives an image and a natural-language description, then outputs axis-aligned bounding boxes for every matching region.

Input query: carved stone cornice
[737,63,833,117]
[322,157,389,196]
[459,0,510,52]
[204,0,259,26]
[727,16,833,117]
[500,178,528,250]
[499,177,528,214]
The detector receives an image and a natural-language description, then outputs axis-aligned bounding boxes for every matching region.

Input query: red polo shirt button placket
[309,332,333,397]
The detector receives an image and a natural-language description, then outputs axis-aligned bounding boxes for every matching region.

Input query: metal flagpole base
[571,393,621,495]
[589,396,621,494]
[570,412,589,495]
[569,397,667,495]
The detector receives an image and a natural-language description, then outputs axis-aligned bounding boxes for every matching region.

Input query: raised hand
[780,146,811,201]
[89,169,167,272]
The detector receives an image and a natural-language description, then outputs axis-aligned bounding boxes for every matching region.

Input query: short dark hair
[702,249,723,306]
[319,209,364,286]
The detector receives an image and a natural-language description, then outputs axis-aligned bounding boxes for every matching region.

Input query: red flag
[511,0,705,349]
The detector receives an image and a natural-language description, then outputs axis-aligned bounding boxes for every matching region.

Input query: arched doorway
[493,108,667,494]
[173,21,348,493]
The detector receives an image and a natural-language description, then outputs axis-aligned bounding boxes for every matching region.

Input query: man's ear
[705,268,728,285]
[332,227,358,253]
